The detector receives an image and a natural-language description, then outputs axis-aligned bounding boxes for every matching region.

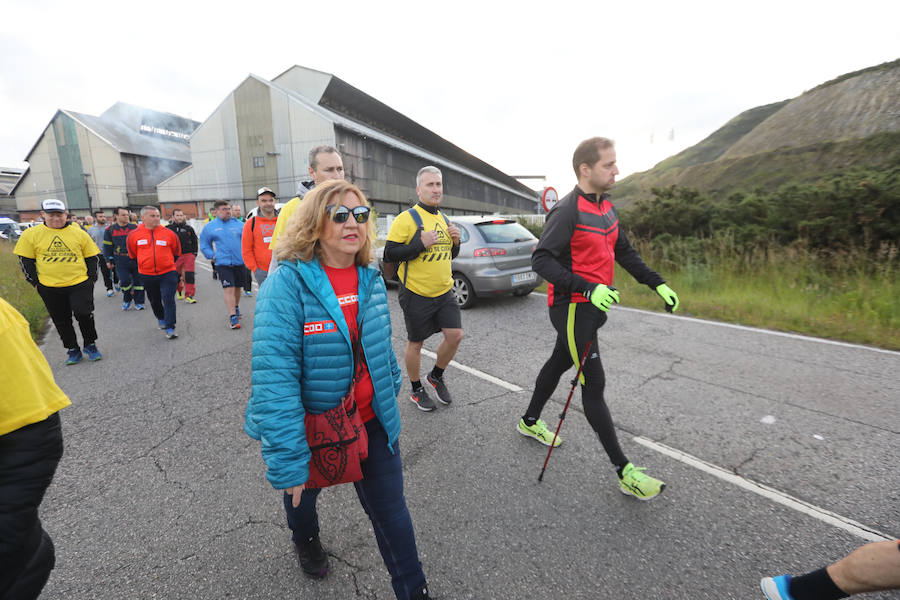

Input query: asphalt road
[37,262,899,599]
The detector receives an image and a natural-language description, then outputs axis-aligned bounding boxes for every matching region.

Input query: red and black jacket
[532,186,665,306]
[166,222,198,255]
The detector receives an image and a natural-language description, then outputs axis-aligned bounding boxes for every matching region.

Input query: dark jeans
[526,301,628,467]
[36,280,97,350]
[284,419,426,599]
[113,256,144,304]
[142,270,178,329]
[97,259,113,290]
[0,412,64,600]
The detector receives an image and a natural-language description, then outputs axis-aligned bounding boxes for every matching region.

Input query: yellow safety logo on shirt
[43,236,78,263]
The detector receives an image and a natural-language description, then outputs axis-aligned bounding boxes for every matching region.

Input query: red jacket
[241,215,278,272]
[127,225,181,275]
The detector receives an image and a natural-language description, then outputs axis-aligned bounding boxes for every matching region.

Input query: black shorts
[214,264,247,289]
[398,288,462,342]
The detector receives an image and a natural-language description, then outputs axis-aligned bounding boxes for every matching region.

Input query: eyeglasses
[326,204,371,224]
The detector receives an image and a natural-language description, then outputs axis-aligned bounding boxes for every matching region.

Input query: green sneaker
[516,418,561,447]
[619,463,665,500]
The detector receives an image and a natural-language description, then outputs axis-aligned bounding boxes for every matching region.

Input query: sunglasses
[326,204,371,224]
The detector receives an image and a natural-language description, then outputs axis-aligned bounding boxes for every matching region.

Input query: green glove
[586,284,620,312]
[656,283,679,312]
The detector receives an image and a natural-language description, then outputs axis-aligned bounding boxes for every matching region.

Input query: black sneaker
[411,584,434,599]
[295,535,328,578]
[426,373,452,405]
[410,387,436,412]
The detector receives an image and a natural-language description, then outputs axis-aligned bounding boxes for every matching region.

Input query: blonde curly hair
[272,179,374,266]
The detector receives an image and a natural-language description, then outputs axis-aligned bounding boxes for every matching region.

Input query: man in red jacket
[241,187,279,286]
[127,206,182,339]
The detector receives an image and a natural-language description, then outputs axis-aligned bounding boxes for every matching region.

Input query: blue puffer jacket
[199,217,244,266]
[244,256,402,489]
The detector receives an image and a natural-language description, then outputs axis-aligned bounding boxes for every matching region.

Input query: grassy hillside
[613,59,900,207]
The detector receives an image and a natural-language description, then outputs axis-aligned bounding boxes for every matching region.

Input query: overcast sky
[1,0,897,192]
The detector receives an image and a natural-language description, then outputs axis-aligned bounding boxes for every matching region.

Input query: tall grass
[0,242,48,341]
[611,234,900,350]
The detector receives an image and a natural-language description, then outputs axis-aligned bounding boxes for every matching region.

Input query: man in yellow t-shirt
[14,198,103,365]
[266,145,345,271]
[0,296,70,599]
[384,166,462,412]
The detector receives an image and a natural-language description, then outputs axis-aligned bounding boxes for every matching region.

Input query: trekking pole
[538,340,594,482]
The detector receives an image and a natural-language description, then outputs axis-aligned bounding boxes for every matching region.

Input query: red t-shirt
[323,265,375,422]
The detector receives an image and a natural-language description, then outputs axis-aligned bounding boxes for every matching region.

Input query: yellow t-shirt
[268,195,300,250]
[387,206,454,298]
[0,297,71,436]
[14,223,101,287]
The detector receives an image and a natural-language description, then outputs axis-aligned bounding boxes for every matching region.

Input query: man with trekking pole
[517,136,680,500]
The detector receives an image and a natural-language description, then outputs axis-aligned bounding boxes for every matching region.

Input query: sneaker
[106,289,115,297]
[114,284,121,291]
[184,296,197,304]
[165,328,178,339]
[409,387,436,412]
[244,290,253,297]
[426,373,452,405]
[517,418,562,447]
[122,301,132,311]
[410,584,434,599]
[761,575,794,600]
[175,291,184,300]
[229,314,241,329]
[295,535,329,578]
[65,348,83,365]
[158,319,167,330]
[619,462,665,500]
[83,344,102,361]
[135,304,145,310]
[235,306,241,319]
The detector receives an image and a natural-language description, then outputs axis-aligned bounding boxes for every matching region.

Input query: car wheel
[452,273,477,309]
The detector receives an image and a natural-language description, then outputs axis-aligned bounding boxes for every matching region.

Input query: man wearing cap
[241,187,279,286]
[166,209,199,303]
[266,145,345,271]
[14,199,104,365]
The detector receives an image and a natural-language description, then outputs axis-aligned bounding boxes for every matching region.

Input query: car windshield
[474,221,536,243]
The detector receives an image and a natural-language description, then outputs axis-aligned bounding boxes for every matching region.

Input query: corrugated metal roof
[63,103,197,162]
[258,75,536,202]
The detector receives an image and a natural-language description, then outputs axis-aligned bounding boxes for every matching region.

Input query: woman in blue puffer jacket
[244,180,432,600]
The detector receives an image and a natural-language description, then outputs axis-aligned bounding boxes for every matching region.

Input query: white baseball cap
[257,187,276,198]
[41,199,67,212]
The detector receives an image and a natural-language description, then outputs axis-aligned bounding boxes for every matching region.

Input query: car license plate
[512,271,536,284]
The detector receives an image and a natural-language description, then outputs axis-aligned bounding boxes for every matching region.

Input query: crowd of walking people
[2,141,896,600]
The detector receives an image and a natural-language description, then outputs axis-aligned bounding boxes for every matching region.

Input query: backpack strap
[400,207,425,288]
[250,216,256,234]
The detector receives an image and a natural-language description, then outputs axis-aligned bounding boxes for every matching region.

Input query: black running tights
[526,301,628,467]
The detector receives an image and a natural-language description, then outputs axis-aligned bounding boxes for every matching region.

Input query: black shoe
[295,535,328,578]
[426,373,452,405]
[410,387,436,412]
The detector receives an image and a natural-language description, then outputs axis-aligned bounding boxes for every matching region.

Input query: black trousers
[526,301,628,467]
[36,280,97,350]
[0,412,64,600]
[97,259,113,290]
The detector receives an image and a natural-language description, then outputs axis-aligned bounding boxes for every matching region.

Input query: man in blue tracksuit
[103,206,144,310]
[199,200,247,329]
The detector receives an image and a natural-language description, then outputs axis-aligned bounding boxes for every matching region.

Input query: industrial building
[0,167,24,217]
[12,103,199,220]
[157,66,537,217]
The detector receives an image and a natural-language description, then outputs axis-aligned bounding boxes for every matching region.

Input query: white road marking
[531,293,900,356]
[418,340,894,542]
[420,349,523,392]
[632,436,894,542]
[760,415,777,424]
